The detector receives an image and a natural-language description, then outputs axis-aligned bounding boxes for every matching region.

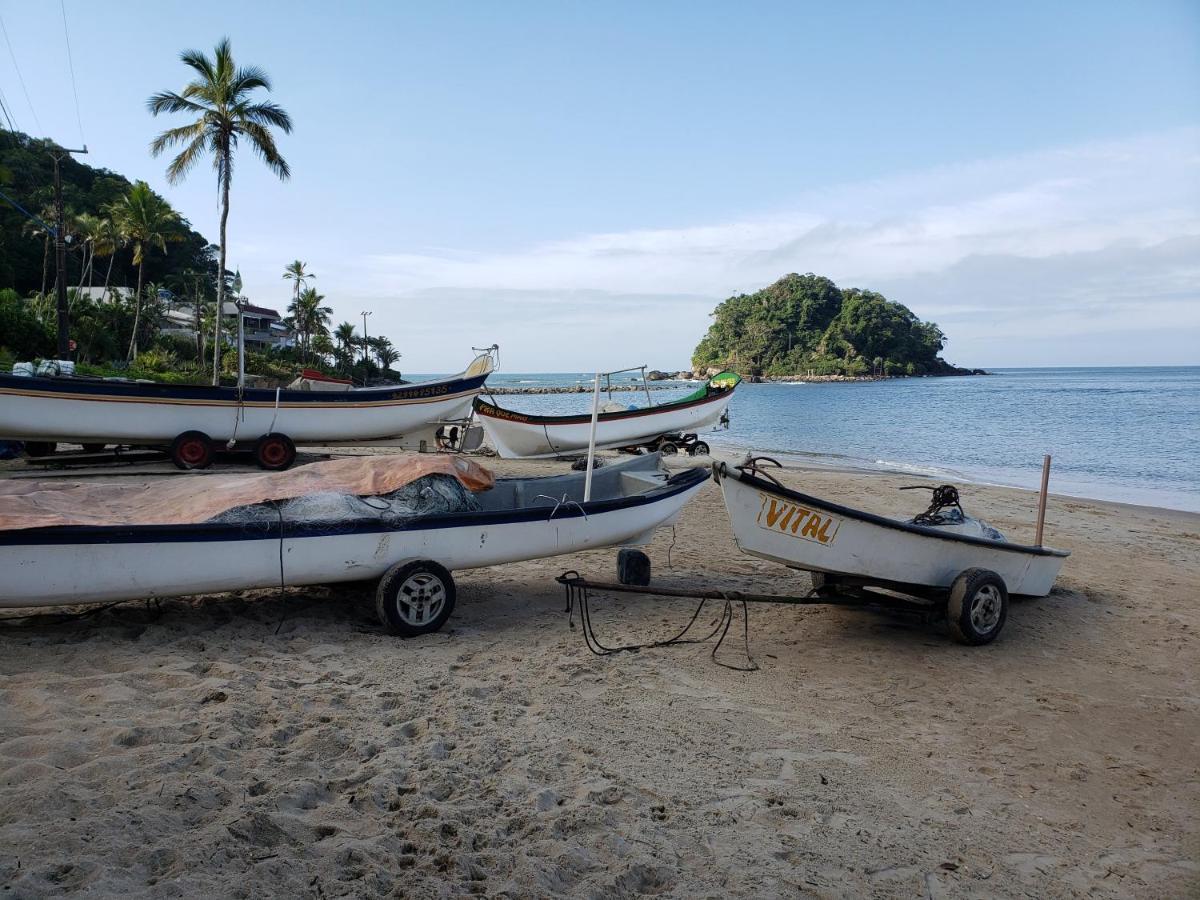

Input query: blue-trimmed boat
[0,454,708,635]
[0,352,495,468]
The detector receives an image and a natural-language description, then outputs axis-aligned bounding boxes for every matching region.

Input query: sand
[1,452,1197,898]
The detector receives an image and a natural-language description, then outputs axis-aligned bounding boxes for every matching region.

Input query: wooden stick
[1035,454,1051,546]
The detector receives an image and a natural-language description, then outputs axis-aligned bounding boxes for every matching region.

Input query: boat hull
[714,463,1068,597]
[475,390,735,458]
[0,467,708,607]
[0,372,488,444]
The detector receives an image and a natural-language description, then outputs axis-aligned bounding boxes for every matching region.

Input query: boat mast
[584,372,602,501]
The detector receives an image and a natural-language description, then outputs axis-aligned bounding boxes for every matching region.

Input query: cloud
[318,128,1200,370]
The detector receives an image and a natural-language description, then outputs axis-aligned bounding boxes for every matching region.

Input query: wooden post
[1035,454,1051,546]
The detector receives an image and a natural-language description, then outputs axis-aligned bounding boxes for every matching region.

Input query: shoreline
[702,442,1200,515]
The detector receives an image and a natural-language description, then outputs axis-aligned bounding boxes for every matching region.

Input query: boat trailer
[555,569,951,669]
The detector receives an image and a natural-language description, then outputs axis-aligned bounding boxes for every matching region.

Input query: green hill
[0,129,216,296]
[692,273,975,377]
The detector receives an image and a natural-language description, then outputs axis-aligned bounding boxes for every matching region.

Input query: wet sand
[1,452,1197,897]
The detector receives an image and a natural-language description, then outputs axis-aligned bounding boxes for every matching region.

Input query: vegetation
[148,36,293,383]
[0,43,414,391]
[0,130,217,296]
[692,273,969,377]
[108,181,183,358]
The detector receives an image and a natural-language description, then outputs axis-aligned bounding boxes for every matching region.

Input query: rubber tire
[23,441,56,458]
[809,571,842,592]
[81,443,107,454]
[254,433,297,471]
[659,441,678,456]
[689,441,710,457]
[947,568,1008,646]
[617,549,652,586]
[170,431,214,470]
[376,560,457,637]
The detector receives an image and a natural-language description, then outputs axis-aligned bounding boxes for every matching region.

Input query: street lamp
[361,310,372,366]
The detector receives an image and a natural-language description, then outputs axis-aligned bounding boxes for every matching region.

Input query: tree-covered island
[691,273,983,378]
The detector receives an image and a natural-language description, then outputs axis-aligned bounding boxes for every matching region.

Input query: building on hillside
[220,300,295,351]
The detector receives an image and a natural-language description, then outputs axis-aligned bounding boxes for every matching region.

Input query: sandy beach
[1,451,1197,898]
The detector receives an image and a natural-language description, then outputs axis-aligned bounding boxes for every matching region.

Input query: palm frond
[240,122,290,180]
[149,120,206,155]
[230,65,271,96]
[242,101,293,133]
[165,135,210,185]
[179,48,216,83]
[147,90,209,116]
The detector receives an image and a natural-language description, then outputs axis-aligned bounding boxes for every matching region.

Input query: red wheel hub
[179,439,207,464]
[260,439,287,466]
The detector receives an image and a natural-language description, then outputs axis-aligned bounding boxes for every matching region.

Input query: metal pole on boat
[641,365,653,408]
[233,271,245,390]
[584,372,602,502]
[1035,454,1051,546]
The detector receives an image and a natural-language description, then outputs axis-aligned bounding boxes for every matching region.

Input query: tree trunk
[213,160,231,386]
[101,254,115,303]
[128,257,145,361]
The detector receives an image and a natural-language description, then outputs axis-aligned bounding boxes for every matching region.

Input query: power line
[0,12,41,135]
[0,85,18,133]
[59,0,85,145]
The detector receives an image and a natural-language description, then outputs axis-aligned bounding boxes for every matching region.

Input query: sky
[1,1,1197,371]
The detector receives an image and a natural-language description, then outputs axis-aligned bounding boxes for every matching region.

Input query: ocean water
[429,367,1200,512]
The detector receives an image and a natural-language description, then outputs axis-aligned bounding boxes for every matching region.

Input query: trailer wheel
[688,441,710,457]
[658,441,678,456]
[254,433,296,470]
[947,568,1008,645]
[376,560,457,637]
[170,431,214,470]
[23,441,57,458]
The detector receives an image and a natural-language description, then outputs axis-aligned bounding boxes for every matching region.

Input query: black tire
[617,549,652,586]
[809,571,842,592]
[81,443,107,454]
[658,441,678,456]
[375,560,457,637]
[23,441,57,458]
[253,433,297,471]
[688,441,710,457]
[947,568,1008,645]
[170,431,214,470]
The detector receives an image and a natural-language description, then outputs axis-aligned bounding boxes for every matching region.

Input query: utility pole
[361,310,372,366]
[50,144,88,358]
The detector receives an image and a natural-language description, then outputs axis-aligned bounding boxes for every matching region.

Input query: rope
[535,494,588,522]
[560,572,758,671]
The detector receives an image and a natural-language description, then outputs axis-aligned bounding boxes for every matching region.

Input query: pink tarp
[0,455,495,531]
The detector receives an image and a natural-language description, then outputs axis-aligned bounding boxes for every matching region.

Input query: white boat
[0,454,708,635]
[713,458,1070,644]
[474,371,741,459]
[0,351,496,468]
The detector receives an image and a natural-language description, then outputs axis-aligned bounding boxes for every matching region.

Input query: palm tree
[290,286,332,361]
[282,260,313,306]
[89,216,124,302]
[333,321,357,373]
[310,333,335,366]
[108,182,182,360]
[148,37,293,385]
[373,336,400,371]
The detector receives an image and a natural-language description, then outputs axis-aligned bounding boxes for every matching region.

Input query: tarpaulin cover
[0,455,495,531]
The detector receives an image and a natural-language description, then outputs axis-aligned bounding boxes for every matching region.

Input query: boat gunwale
[716,462,1069,559]
[0,466,710,546]
[472,383,735,426]
[0,371,490,407]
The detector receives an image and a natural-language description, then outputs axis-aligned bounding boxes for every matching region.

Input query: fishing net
[208,474,482,527]
[0,455,494,531]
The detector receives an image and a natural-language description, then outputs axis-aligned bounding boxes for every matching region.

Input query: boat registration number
[755,493,840,545]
